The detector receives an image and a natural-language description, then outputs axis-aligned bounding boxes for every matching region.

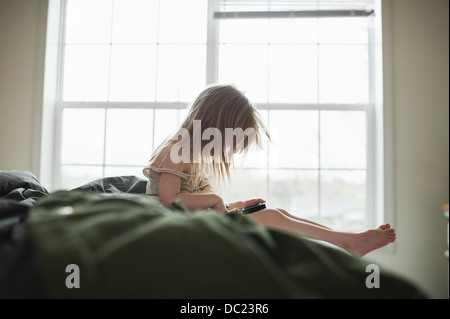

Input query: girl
[143,85,395,257]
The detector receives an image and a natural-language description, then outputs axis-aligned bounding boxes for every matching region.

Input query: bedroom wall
[0,0,41,172]
[0,0,448,298]
[367,0,449,299]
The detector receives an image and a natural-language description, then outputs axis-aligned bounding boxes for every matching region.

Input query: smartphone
[242,202,266,215]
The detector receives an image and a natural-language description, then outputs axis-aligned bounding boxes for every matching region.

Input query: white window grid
[53,0,380,230]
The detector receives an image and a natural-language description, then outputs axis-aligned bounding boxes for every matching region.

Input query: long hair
[149,85,270,187]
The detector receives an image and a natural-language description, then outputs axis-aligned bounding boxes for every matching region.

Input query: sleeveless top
[143,146,214,200]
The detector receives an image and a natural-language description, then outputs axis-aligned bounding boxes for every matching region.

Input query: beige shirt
[143,146,213,200]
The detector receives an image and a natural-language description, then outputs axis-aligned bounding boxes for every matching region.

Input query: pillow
[0,171,49,203]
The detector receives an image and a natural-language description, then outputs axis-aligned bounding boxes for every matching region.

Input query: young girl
[143,85,396,257]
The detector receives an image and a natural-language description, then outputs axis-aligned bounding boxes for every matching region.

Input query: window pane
[158,0,207,43]
[61,109,105,164]
[65,0,112,44]
[320,111,366,169]
[154,109,183,147]
[104,166,146,179]
[61,165,104,190]
[153,108,189,149]
[178,108,189,123]
[105,109,153,165]
[319,45,369,103]
[268,170,319,220]
[320,170,366,231]
[233,144,268,169]
[57,2,375,230]
[269,45,318,103]
[269,18,318,44]
[269,111,319,169]
[219,44,268,102]
[319,18,368,44]
[63,45,110,101]
[233,110,269,169]
[218,169,268,203]
[220,19,269,44]
[112,0,159,44]
[156,44,206,102]
[109,45,157,101]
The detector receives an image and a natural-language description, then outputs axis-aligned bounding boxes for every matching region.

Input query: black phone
[242,202,266,215]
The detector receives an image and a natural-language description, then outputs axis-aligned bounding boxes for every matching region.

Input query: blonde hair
[150,84,270,187]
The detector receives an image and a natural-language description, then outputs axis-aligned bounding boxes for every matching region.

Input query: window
[52,0,385,231]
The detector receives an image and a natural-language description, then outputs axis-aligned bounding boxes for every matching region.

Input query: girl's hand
[242,198,265,208]
[227,198,265,209]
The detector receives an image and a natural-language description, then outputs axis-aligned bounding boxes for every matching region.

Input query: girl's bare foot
[347,224,396,257]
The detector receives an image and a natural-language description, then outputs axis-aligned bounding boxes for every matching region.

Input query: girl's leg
[247,208,396,257]
[276,208,331,230]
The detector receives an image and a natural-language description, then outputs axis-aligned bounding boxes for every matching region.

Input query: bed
[0,170,426,299]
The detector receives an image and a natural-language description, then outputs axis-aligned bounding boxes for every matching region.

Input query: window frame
[35,0,394,239]
[209,0,380,229]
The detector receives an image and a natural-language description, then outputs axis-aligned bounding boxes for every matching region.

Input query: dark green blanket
[27,191,424,298]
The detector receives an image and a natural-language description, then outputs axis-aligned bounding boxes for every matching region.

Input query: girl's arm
[158,160,227,213]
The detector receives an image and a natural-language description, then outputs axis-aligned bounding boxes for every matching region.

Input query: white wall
[0,0,448,298]
[367,0,449,299]
[0,0,41,171]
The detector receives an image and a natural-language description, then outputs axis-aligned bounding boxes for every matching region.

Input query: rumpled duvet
[0,170,426,298]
